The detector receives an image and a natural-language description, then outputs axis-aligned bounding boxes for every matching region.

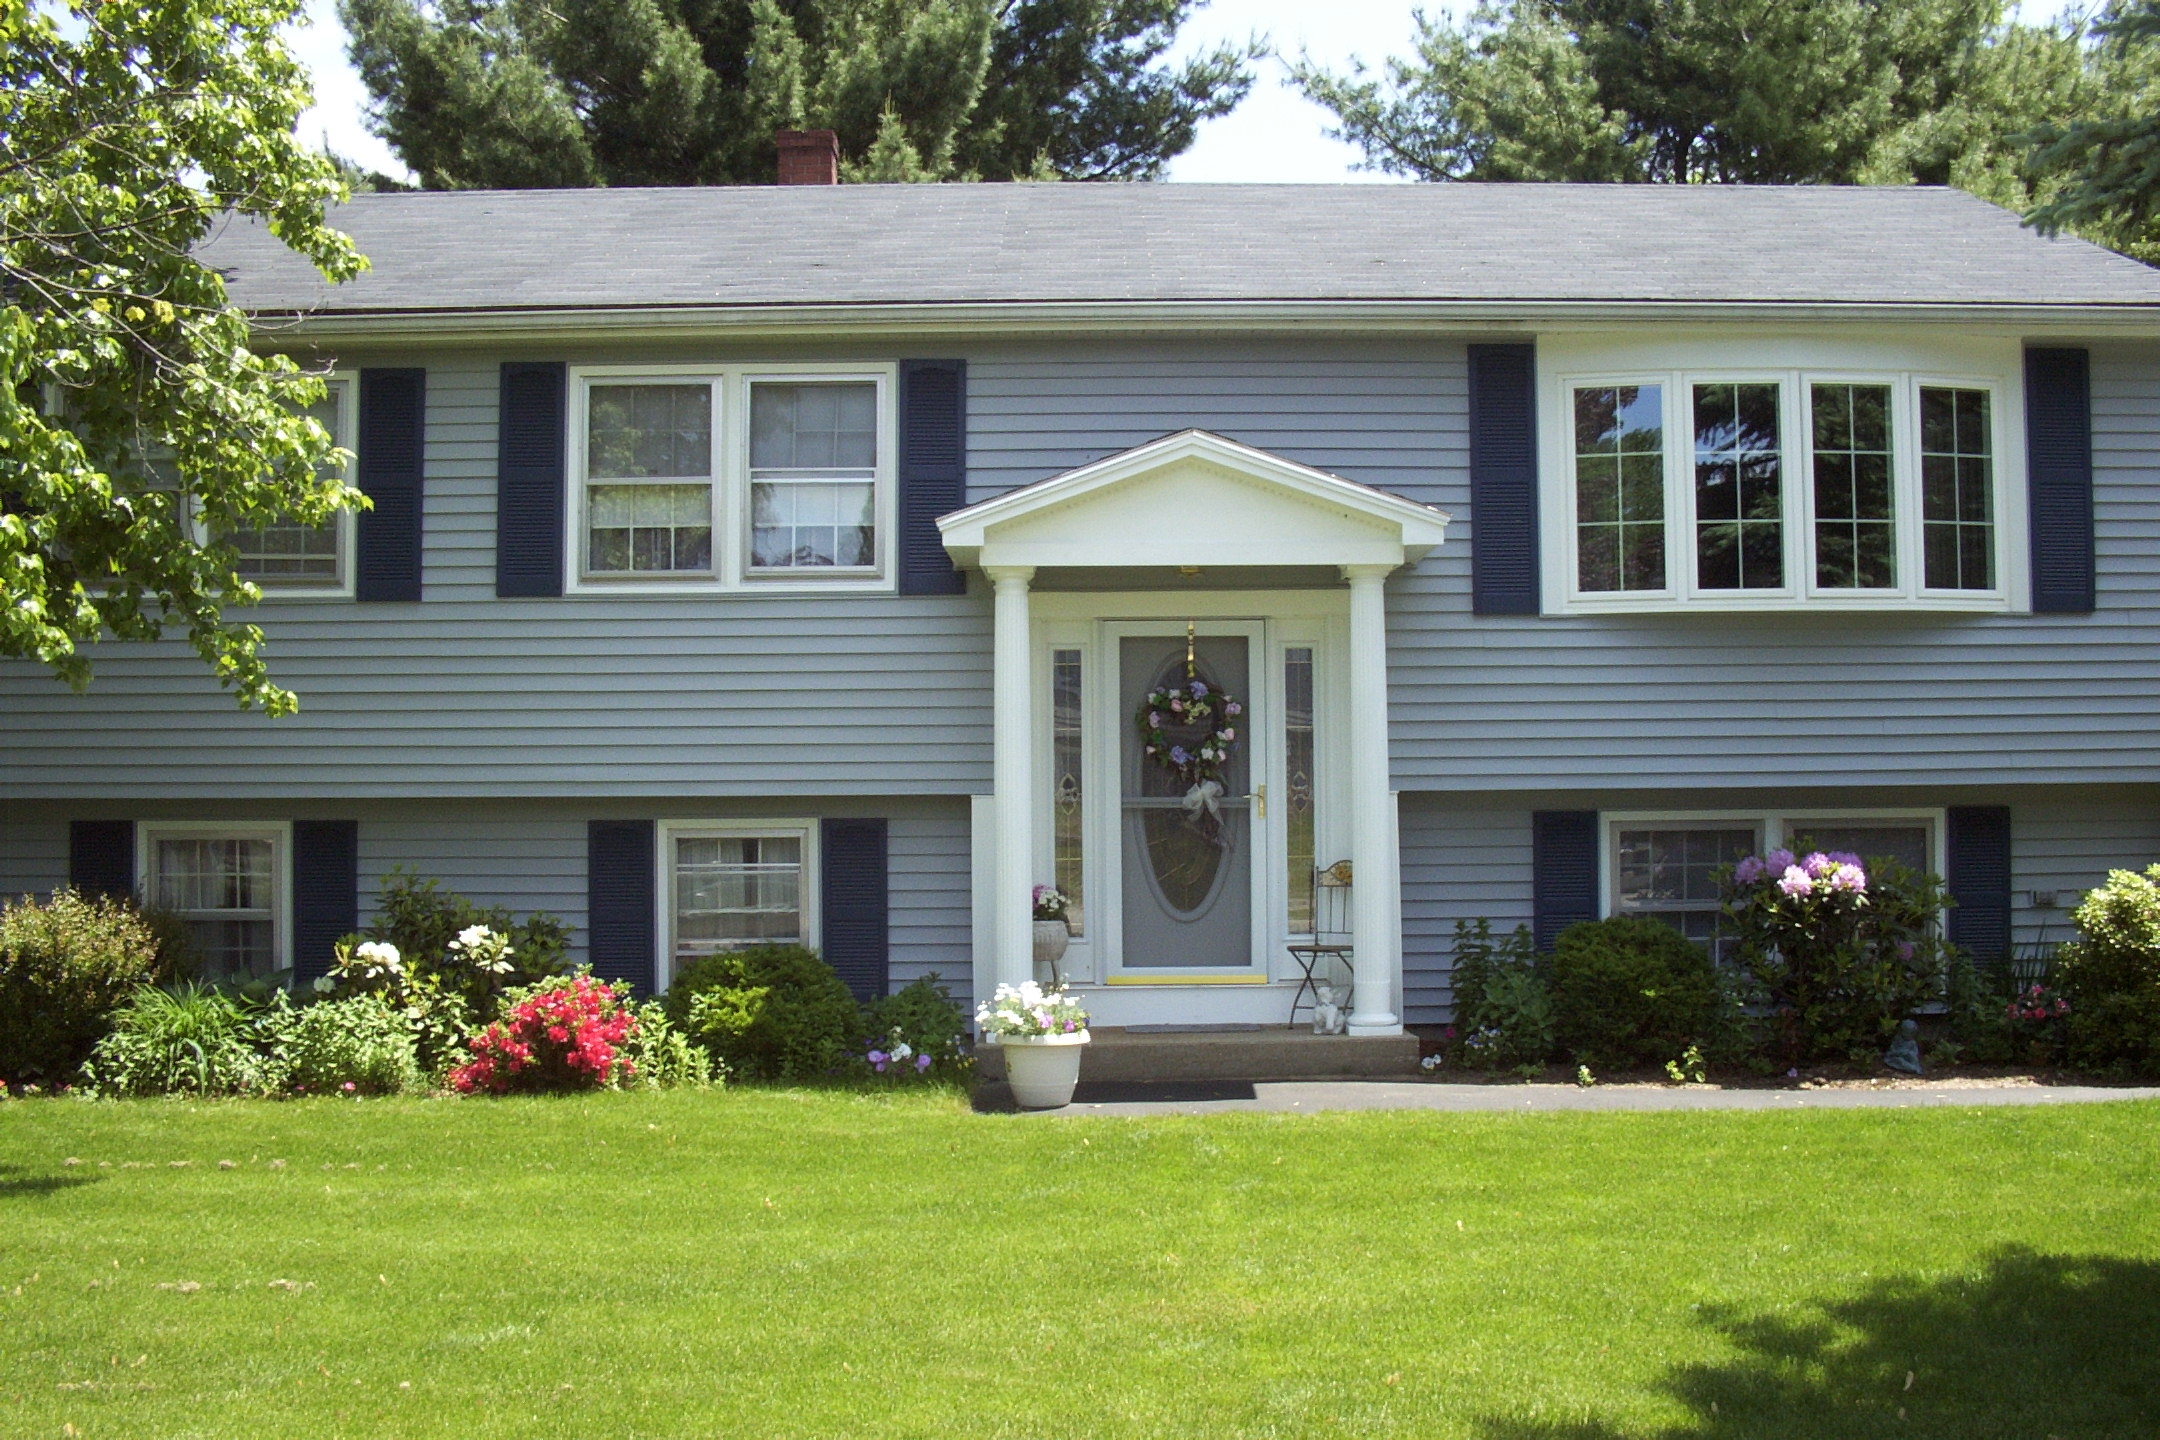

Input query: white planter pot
[1001,1031,1091,1110]
[1032,920,1072,984]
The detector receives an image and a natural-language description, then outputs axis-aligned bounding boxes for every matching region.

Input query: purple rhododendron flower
[1896,941,1917,962]
[1766,848,1797,872]
[1801,851,1834,879]
[1778,865,1814,897]
[1734,855,1767,886]
[1826,862,1867,893]
[1827,851,1863,867]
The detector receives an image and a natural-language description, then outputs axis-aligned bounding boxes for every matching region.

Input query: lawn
[2,1090,2156,1440]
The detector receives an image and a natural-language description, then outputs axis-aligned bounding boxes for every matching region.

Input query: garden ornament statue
[1312,984,1347,1036]
[1884,1018,1925,1076]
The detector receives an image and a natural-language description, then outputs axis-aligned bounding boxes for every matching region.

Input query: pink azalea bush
[1724,848,1950,1065]
[449,974,638,1094]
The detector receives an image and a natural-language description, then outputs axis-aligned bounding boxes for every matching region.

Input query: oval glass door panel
[1120,635,1252,968]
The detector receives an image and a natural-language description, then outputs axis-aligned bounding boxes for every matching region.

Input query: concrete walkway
[976,1078,2160,1117]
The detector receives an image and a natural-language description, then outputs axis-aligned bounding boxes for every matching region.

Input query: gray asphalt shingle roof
[200,182,2160,314]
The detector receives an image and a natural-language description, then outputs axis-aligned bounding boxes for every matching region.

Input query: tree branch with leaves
[0,0,368,714]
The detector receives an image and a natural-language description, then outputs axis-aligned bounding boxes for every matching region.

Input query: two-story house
[5,177,2158,1042]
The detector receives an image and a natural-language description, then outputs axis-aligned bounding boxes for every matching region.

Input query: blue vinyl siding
[0,337,2158,799]
[0,797,970,994]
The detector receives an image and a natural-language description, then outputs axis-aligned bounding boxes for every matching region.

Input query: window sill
[1553,594,2012,617]
[565,576,896,598]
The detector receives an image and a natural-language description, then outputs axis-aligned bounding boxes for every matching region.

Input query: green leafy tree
[339,0,1258,187]
[1289,0,2079,188]
[0,0,365,713]
[2029,2,2160,261]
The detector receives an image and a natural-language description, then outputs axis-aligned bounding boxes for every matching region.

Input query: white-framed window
[137,822,289,985]
[1548,350,2023,613]
[657,820,820,990]
[1605,809,1945,958]
[187,374,356,598]
[569,365,895,594]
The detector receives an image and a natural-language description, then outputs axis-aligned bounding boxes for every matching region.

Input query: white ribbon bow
[1181,779,1224,821]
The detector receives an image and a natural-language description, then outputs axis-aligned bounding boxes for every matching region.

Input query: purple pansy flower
[915,1053,932,1072]
[1170,745,1190,765]
[1190,680,1208,697]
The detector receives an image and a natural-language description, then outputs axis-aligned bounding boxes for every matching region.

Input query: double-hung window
[1556,359,2013,611]
[140,823,287,985]
[175,374,355,597]
[660,820,819,988]
[572,366,894,592]
[1609,812,1942,961]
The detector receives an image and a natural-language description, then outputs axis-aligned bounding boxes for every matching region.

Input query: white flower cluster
[448,923,516,975]
[974,980,1090,1039]
[319,939,404,993]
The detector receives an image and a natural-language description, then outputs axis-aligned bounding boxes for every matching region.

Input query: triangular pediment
[937,430,1450,572]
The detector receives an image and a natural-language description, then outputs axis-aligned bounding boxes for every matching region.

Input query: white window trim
[135,820,293,975]
[189,371,358,601]
[654,818,821,992]
[566,363,898,597]
[1599,807,1949,919]
[1544,358,2028,615]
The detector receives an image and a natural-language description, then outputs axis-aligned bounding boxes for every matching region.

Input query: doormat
[1120,1023,1273,1034]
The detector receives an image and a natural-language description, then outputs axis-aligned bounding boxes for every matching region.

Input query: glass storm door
[1115,627,1264,973]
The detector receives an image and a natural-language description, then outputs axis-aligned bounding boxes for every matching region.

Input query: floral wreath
[1137,676,1242,787]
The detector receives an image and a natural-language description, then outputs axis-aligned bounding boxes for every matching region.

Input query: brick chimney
[776,129,839,186]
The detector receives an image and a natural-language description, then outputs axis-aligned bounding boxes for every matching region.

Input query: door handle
[1249,783,1266,819]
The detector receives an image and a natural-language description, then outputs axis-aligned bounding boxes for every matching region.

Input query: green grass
[2,1091,2157,1439]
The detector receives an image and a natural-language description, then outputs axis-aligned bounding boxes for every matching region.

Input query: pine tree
[339,0,1258,187]
[1288,0,2087,193]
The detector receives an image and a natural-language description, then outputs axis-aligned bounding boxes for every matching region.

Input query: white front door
[1031,594,1348,1023]
[1102,620,1269,982]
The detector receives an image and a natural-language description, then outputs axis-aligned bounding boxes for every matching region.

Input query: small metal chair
[1286,860,1354,1030]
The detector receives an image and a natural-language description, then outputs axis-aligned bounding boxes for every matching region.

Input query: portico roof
[936,430,1451,573]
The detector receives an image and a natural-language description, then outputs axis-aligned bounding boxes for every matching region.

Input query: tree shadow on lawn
[1477,1247,2160,1440]
[0,1163,101,1200]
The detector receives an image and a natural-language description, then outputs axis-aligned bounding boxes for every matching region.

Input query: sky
[290,0,2071,187]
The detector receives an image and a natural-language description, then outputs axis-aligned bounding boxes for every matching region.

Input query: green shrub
[1724,851,1951,1064]
[82,985,281,1097]
[1446,920,1555,1069]
[269,994,422,1096]
[361,869,571,1012]
[0,889,176,1085]
[665,945,864,1081]
[623,1001,719,1089]
[1548,917,1719,1071]
[2054,867,2160,1075]
[861,973,972,1079]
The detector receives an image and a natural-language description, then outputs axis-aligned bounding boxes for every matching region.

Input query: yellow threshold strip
[1102,974,1273,985]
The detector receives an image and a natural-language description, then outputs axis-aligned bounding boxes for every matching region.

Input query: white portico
[940,431,1449,1037]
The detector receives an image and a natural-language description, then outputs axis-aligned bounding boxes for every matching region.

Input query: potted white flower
[1031,885,1073,985]
[976,981,1090,1109]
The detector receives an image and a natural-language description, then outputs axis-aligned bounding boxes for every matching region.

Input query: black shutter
[898,360,967,596]
[1469,343,1540,616]
[68,820,133,899]
[291,821,359,986]
[1947,805,2014,966]
[497,362,566,598]
[356,367,426,602]
[588,820,656,995]
[2026,348,2095,614]
[820,818,889,1002]
[1531,810,1598,952]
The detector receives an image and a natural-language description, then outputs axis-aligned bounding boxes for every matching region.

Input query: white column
[989,565,1037,997]
[1343,563,1403,1036]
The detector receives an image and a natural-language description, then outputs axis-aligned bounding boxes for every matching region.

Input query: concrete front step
[975,1026,1420,1084]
